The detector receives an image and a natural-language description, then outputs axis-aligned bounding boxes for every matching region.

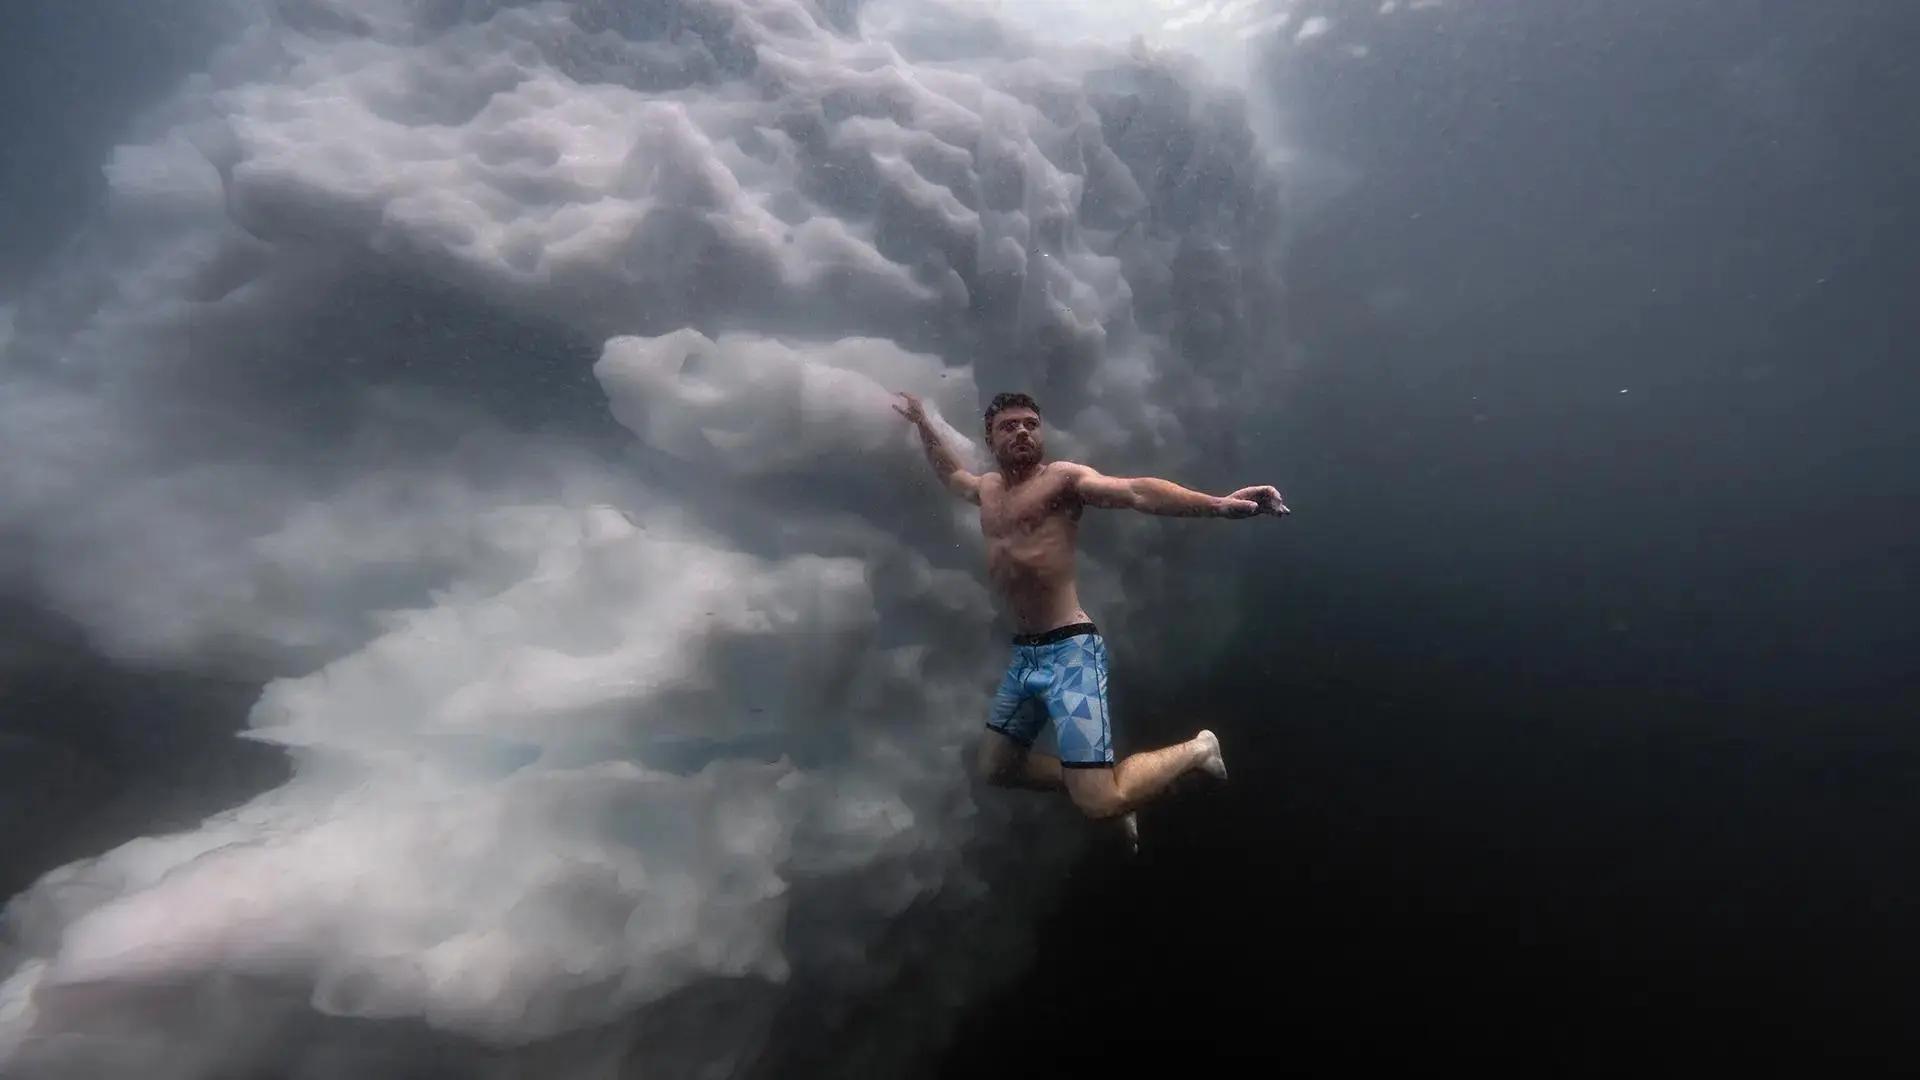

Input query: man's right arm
[895,392,982,504]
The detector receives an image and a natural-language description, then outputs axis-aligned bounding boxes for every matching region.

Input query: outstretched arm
[894,392,982,504]
[1070,464,1287,519]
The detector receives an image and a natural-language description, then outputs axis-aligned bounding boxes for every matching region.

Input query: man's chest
[980,476,1076,538]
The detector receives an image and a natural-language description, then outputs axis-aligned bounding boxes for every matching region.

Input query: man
[894,389,1288,849]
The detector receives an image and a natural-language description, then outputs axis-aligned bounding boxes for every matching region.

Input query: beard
[997,441,1042,470]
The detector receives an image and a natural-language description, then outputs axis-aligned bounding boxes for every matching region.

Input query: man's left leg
[1037,630,1199,849]
[1061,730,1228,819]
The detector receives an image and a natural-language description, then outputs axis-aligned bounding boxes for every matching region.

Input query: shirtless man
[895,389,1288,846]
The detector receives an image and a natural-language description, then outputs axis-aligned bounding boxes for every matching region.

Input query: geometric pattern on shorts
[984,629,1114,767]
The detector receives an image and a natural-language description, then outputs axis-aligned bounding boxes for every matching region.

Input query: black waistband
[1011,622,1099,646]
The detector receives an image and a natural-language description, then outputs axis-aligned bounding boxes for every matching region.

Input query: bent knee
[975,734,1024,786]
[1070,790,1127,820]
[1064,771,1126,819]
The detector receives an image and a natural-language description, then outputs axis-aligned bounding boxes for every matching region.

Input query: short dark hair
[984,392,1041,434]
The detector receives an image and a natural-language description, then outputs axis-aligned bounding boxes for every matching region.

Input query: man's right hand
[892,391,927,426]
[896,391,983,504]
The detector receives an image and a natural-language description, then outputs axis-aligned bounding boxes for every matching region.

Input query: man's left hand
[1222,485,1289,518]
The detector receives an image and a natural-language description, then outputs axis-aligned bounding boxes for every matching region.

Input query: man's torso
[977,462,1088,634]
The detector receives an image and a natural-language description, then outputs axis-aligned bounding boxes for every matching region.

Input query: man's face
[988,407,1043,469]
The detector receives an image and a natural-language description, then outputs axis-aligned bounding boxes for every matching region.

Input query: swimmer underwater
[895,390,1289,851]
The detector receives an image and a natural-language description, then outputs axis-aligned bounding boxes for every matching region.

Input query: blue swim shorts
[985,622,1114,768]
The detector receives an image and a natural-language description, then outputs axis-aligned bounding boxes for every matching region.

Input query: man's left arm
[1069,465,1288,519]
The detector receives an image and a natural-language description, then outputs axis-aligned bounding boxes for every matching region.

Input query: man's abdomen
[991,570,1085,633]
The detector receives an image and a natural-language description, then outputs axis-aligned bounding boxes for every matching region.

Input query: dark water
[943,2,1920,1074]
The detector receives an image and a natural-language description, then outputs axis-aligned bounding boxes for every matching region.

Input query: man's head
[984,392,1043,471]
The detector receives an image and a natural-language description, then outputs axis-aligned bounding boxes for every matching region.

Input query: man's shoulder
[1040,462,1094,506]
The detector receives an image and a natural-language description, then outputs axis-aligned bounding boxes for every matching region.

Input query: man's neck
[1001,460,1044,486]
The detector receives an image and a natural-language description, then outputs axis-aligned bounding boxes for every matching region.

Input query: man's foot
[1193,729,1228,782]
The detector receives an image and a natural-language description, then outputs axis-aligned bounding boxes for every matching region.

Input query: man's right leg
[975,728,1065,791]
[978,729,1140,851]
